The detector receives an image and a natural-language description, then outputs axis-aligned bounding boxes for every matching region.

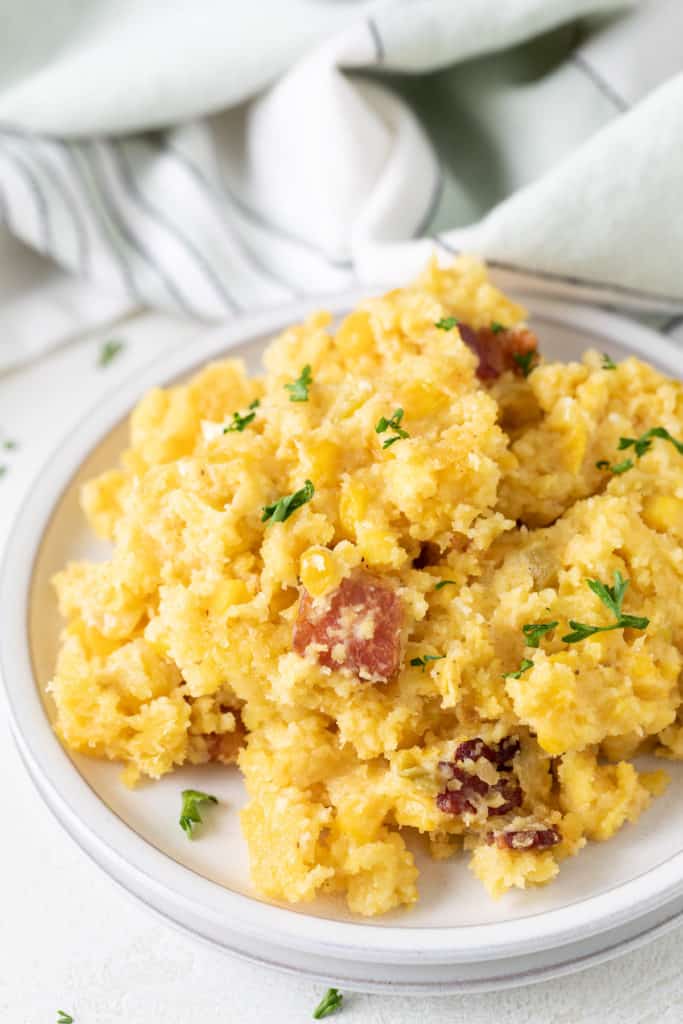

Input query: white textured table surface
[3,313,683,1024]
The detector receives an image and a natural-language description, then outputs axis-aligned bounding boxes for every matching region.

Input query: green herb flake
[262,479,315,524]
[562,571,649,644]
[313,988,343,1019]
[435,317,459,331]
[601,353,617,370]
[410,654,445,672]
[513,350,538,378]
[179,789,218,839]
[491,321,506,334]
[224,399,260,433]
[0,465,6,478]
[285,364,313,402]
[619,426,683,460]
[98,339,125,368]
[503,658,534,680]
[57,1012,74,1024]
[435,579,457,591]
[596,457,634,475]
[2,439,17,450]
[522,621,559,649]
[375,407,410,449]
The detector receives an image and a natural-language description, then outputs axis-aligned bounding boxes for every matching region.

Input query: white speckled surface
[3,312,682,1024]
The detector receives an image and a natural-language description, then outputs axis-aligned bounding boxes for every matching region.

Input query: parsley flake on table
[490,321,506,334]
[410,654,445,671]
[179,789,218,839]
[375,407,410,449]
[2,438,17,450]
[435,579,457,591]
[224,399,260,433]
[601,353,617,369]
[435,316,459,330]
[562,570,649,644]
[0,465,6,479]
[262,479,314,524]
[57,1012,74,1024]
[503,658,534,680]
[285,364,313,402]
[313,988,344,1019]
[98,338,125,367]
[513,350,538,378]
[522,621,559,648]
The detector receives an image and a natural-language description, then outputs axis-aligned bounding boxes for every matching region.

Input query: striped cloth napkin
[0,0,682,372]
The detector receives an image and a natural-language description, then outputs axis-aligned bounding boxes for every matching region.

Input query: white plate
[3,292,683,993]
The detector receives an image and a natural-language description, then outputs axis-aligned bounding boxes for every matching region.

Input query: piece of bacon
[293,572,403,682]
[458,324,538,381]
[437,736,523,819]
[486,825,561,851]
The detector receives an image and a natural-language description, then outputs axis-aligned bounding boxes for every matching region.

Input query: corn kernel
[339,480,370,536]
[642,494,683,536]
[336,311,375,358]
[357,525,402,567]
[305,440,340,485]
[401,381,447,418]
[270,586,299,613]
[213,579,251,615]
[300,545,342,598]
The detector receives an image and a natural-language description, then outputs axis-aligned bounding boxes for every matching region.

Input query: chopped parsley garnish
[224,399,260,433]
[285,364,313,402]
[562,571,649,644]
[179,789,218,839]
[435,317,459,331]
[435,579,457,591]
[0,466,6,479]
[491,321,506,334]
[410,654,445,671]
[597,426,683,476]
[57,1012,74,1023]
[261,480,314,524]
[98,338,125,367]
[503,658,534,680]
[375,407,410,449]
[313,988,343,1019]
[522,621,559,648]
[513,350,538,378]
[619,426,683,459]
[2,438,17,450]
[596,458,633,475]
[601,353,617,369]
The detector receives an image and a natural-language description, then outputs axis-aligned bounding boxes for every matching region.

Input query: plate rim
[3,290,683,965]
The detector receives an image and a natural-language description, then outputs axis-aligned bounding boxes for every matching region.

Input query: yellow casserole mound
[51,257,683,915]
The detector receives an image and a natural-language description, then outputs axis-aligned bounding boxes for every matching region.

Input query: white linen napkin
[1,0,682,373]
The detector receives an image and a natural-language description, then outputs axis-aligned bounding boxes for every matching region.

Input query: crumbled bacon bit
[437,764,490,815]
[487,778,523,817]
[293,572,403,682]
[452,736,520,770]
[437,736,523,818]
[495,736,521,770]
[486,825,561,851]
[459,323,539,381]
